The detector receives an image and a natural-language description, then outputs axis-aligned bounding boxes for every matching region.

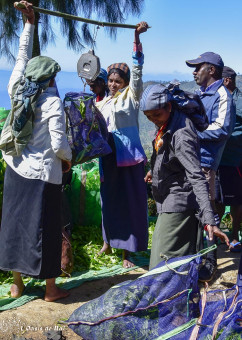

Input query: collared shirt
[200,79,221,93]
[3,23,72,184]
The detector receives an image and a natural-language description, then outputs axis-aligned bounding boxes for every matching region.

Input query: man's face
[193,63,212,87]
[223,77,236,93]
[86,78,105,95]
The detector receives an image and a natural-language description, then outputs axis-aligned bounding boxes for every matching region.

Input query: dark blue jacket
[220,87,242,167]
[196,79,236,170]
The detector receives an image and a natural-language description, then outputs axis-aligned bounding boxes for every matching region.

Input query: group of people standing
[0,0,240,304]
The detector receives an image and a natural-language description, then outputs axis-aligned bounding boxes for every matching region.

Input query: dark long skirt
[0,166,62,279]
[100,138,149,253]
[149,210,199,270]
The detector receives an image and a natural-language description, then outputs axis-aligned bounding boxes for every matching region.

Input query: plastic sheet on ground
[0,253,149,312]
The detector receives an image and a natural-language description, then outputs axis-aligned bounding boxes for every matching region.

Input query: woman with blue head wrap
[140,84,229,269]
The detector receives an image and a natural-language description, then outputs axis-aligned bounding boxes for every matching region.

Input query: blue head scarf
[97,68,108,84]
[140,84,172,111]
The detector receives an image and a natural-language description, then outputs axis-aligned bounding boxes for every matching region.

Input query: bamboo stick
[14,2,150,29]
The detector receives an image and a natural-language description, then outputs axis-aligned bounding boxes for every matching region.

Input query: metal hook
[92,25,100,50]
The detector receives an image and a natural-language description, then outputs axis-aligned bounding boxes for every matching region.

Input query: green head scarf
[0,56,61,156]
[25,55,61,83]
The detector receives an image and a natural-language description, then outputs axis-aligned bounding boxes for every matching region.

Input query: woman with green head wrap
[0,1,72,302]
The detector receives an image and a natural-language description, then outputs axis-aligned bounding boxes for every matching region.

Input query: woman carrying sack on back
[96,22,149,268]
[140,84,230,270]
[0,1,72,301]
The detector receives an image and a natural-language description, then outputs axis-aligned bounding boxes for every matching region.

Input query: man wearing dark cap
[216,66,242,253]
[186,52,235,282]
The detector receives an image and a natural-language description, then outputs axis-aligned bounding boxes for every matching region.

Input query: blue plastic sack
[65,245,242,340]
[192,285,242,339]
[65,250,206,340]
[64,92,112,164]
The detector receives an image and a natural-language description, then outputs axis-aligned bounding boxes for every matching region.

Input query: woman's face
[144,103,171,128]
[108,72,127,96]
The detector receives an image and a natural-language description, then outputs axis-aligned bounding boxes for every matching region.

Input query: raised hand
[136,21,149,35]
[134,21,148,45]
[14,1,35,24]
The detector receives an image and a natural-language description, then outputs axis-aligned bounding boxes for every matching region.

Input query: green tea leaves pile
[71,222,155,272]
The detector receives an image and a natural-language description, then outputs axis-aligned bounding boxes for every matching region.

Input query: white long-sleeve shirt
[3,23,72,184]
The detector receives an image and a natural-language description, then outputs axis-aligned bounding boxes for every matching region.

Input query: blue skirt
[0,166,62,279]
[100,136,148,252]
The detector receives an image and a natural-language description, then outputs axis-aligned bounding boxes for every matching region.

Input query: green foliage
[72,222,155,271]
[71,225,123,271]
[148,221,155,249]
[213,329,242,340]
[222,213,233,230]
[74,100,86,120]
[148,198,157,217]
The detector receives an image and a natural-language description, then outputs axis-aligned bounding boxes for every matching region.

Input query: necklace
[154,122,168,153]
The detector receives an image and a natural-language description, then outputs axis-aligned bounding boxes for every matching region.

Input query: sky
[1,0,242,107]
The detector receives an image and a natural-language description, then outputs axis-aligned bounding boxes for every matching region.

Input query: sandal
[229,241,242,253]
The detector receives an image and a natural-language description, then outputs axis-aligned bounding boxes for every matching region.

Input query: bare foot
[123,259,135,268]
[10,283,25,298]
[44,287,70,302]
[98,242,112,256]
[122,249,135,268]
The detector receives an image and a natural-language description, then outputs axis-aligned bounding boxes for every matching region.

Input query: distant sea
[0,70,87,109]
[0,69,195,155]
[0,69,193,109]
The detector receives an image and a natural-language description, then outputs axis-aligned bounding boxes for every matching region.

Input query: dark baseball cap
[222,66,237,79]
[186,52,224,68]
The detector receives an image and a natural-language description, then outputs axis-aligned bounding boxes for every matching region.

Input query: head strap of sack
[167,81,208,132]
[140,82,208,132]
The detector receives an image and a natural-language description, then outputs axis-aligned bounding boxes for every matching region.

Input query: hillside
[139,76,242,156]
[138,79,199,156]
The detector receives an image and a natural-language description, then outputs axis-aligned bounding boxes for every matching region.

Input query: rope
[92,25,100,50]
[160,254,188,275]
